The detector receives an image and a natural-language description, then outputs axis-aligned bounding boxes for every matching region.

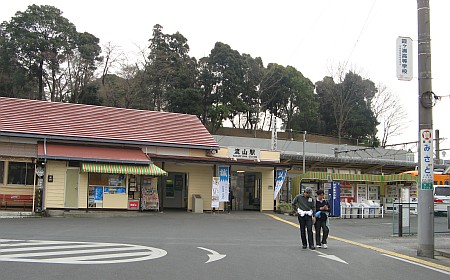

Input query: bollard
[398,204,403,237]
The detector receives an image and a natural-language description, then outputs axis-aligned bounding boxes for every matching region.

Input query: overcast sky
[2,0,449,159]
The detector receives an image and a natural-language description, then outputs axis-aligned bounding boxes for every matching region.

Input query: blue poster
[273,169,287,199]
[218,166,230,202]
[94,186,103,200]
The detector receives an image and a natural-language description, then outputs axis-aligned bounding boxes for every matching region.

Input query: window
[435,186,450,196]
[165,179,174,197]
[7,162,34,185]
[0,161,4,184]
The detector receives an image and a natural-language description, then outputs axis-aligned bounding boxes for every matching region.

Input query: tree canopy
[0,5,402,146]
[0,4,101,102]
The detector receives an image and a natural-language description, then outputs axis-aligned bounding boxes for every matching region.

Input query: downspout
[32,161,36,213]
[44,138,47,160]
[42,138,47,212]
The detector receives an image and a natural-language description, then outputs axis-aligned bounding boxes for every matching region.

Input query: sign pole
[417,0,434,258]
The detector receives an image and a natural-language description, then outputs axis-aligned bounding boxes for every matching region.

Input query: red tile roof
[0,97,219,150]
[38,143,151,164]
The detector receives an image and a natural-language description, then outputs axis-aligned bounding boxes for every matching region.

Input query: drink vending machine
[327,182,341,217]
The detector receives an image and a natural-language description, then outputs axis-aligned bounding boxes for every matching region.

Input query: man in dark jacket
[315,189,330,248]
[292,187,316,249]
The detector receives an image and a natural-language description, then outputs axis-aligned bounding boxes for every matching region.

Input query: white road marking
[0,239,167,264]
[197,247,226,263]
[382,254,450,276]
[315,250,348,264]
[1,243,120,252]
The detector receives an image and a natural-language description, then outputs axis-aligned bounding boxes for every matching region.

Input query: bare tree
[371,83,409,147]
[101,42,123,86]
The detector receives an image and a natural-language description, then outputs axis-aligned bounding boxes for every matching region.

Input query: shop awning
[296,171,417,183]
[81,163,167,176]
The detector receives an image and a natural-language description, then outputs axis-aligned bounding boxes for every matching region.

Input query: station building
[0,97,288,213]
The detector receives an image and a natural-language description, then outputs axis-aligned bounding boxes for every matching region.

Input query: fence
[392,202,450,236]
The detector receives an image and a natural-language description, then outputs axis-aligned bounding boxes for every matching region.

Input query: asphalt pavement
[271,211,450,266]
[1,209,449,275]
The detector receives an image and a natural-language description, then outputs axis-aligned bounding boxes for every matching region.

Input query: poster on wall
[141,176,159,210]
[218,166,230,202]
[273,169,287,199]
[211,177,220,208]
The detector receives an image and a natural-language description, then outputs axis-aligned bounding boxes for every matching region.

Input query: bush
[278,202,292,213]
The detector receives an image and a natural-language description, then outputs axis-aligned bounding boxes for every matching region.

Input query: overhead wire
[343,0,378,72]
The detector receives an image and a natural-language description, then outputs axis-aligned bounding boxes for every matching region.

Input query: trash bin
[192,194,203,213]
[373,201,381,218]
[341,202,351,219]
[365,200,376,218]
[360,203,370,218]
[350,202,360,218]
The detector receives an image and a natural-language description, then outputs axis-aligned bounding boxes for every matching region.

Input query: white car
[434,185,450,213]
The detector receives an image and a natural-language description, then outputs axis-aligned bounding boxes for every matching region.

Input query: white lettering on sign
[420,129,433,190]
[229,147,260,160]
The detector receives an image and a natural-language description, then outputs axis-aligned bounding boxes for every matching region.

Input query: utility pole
[417,0,434,258]
[302,131,306,173]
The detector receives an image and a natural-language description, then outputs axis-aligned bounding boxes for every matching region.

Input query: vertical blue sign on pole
[328,182,341,217]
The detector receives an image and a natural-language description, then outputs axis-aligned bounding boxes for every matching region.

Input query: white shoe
[322,244,328,249]
[317,245,322,248]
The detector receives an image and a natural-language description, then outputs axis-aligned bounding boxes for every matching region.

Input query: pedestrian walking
[292,187,316,250]
[314,189,330,249]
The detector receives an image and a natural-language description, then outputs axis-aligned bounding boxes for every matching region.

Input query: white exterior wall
[260,168,275,211]
[162,163,215,211]
[44,160,66,209]
[78,172,88,208]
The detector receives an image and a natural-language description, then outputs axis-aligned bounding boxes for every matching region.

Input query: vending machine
[385,184,400,213]
[327,182,341,217]
[356,184,367,203]
[300,182,318,196]
[367,185,379,201]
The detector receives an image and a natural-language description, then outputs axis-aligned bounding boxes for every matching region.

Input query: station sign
[229,146,260,160]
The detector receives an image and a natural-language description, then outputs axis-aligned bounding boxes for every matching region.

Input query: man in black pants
[315,189,330,249]
[292,187,316,250]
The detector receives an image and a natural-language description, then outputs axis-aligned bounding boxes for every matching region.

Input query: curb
[0,211,43,218]
[436,250,450,258]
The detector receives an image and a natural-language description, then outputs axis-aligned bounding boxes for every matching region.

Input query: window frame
[7,161,35,186]
[0,161,4,185]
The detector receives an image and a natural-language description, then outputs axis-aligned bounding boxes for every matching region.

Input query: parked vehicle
[434,185,450,213]
[401,170,450,185]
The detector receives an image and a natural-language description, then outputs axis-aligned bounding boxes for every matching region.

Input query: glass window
[7,162,34,185]
[89,173,125,186]
[0,161,4,184]
[435,186,450,196]
[165,179,174,197]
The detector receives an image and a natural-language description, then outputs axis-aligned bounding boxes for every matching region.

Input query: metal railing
[392,202,450,236]
[340,205,384,219]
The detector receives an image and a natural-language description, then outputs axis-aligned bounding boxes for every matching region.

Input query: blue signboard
[94,186,103,200]
[218,166,230,202]
[328,182,341,217]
